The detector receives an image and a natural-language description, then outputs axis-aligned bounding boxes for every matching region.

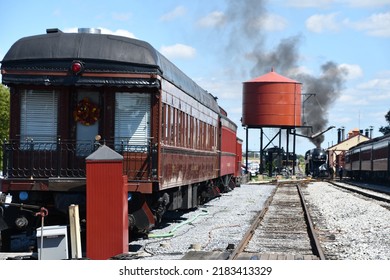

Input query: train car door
[114,92,151,180]
[75,91,100,156]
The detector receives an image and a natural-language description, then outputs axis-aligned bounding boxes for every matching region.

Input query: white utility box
[36,225,69,260]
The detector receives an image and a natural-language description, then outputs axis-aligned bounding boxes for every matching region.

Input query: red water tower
[242,69,302,128]
[242,69,302,176]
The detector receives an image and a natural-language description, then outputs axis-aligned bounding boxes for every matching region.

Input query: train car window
[187,115,190,148]
[211,125,214,150]
[187,114,191,148]
[170,106,174,145]
[183,113,187,147]
[182,111,185,147]
[203,122,206,149]
[199,121,203,148]
[174,108,177,146]
[181,111,185,147]
[20,89,58,150]
[207,123,209,149]
[114,92,151,150]
[195,119,198,149]
[162,103,167,144]
[177,110,181,146]
[161,103,165,143]
[166,105,170,145]
[167,105,171,145]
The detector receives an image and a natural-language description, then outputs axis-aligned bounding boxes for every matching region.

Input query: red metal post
[86,145,128,260]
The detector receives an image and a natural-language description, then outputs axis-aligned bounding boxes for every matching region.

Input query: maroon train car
[344,134,390,182]
[0,28,242,251]
[219,107,240,189]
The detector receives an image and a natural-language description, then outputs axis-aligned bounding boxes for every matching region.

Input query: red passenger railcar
[235,138,243,180]
[344,134,390,182]
[0,28,242,252]
[219,108,238,189]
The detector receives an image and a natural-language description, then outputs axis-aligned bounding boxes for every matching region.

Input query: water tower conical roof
[245,69,300,84]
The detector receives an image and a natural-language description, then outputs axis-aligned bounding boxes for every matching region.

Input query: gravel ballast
[128,183,275,260]
[304,181,390,260]
[127,181,390,260]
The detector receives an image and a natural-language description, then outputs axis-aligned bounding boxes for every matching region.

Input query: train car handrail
[1,138,154,180]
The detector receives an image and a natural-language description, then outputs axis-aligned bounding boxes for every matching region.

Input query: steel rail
[297,184,326,260]
[229,182,326,260]
[228,187,277,260]
[326,180,390,204]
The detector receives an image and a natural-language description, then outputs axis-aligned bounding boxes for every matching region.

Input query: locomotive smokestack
[337,128,341,143]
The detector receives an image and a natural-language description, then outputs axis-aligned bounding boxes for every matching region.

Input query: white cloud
[160,44,196,59]
[332,72,390,130]
[338,94,369,106]
[306,13,340,33]
[288,66,314,76]
[197,11,226,28]
[99,28,136,38]
[197,11,287,31]
[64,27,79,33]
[285,0,334,8]
[348,12,390,37]
[346,77,390,108]
[306,11,390,37]
[357,78,390,90]
[195,76,242,100]
[260,14,288,31]
[286,0,390,8]
[368,93,390,100]
[339,64,363,80]
[335,116,354,124]
[341,0,390,7]
[160,6,187,22]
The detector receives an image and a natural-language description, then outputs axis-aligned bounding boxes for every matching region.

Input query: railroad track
[183,182,325,260]
[325,180,390,204]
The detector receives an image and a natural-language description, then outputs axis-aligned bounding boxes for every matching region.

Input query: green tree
[379,110,390,135]
[0,84,10,171]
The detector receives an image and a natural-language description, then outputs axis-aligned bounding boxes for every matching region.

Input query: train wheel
[128,193,155,233]
[153,193,170,225]
[200,181,221,204]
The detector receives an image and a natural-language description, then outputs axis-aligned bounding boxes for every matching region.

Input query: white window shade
[20,90,58,144]
[115,92,151,148]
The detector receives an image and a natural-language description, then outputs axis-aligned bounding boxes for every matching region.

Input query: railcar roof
[2,32,158,65]
[1,31,220,112]
[351,133,390,149]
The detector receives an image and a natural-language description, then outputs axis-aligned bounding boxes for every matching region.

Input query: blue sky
[1,0,389,155]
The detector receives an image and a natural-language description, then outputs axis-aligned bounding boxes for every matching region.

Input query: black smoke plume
[294,63,346,147]
[222,0,346,147]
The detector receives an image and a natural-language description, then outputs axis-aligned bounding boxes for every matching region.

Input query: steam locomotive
[304,148,329,178]
[0,28,243,252]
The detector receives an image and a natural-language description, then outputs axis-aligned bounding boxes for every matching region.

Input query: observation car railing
[1,138,156,181]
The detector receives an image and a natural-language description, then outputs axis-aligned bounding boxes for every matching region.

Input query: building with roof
[327,128,371,178]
